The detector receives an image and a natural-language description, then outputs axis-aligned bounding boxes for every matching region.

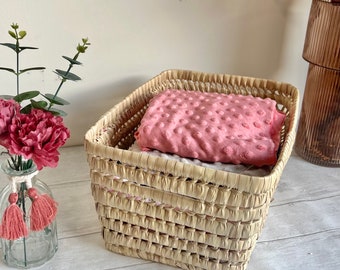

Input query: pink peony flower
[0,99,20,136]
[6,109,70,170]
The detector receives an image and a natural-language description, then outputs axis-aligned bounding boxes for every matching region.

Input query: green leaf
[14,91,40,102]
[43,93,70,105]
[77,38,90,53]
[0,67,16,74]
[54,69,81,81]
[19,46,39,51]
[62,56,82,65]
[11,23,19,30]
[20,104,32,114]
[48,107,67,117]
[0,42,17,52]
[8,30,16,39]
[19,31,27,39]
[30,99,48,110]
[20,67,46,74]
[77,44,86,53]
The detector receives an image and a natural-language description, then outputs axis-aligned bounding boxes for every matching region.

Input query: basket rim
[84,69,299,193]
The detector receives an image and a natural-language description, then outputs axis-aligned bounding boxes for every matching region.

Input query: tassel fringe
[0,193,28,240]
[28,188,58,231]
[0,170,58,240]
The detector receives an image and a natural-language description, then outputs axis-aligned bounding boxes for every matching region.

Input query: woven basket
[84,70,299,270]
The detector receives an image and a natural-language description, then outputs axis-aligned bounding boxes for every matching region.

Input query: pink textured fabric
[135,89,286,167]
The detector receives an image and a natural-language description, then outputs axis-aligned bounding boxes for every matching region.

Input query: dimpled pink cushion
[134,89,286,167]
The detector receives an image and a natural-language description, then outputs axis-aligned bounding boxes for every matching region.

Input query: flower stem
[6,154,33,171]
[19,182,28,267]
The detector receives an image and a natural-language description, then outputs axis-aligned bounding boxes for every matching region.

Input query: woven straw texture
[84,70,299,270]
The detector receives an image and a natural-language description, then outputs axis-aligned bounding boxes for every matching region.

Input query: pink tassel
[0,193,28,240]
[27,188,58,231]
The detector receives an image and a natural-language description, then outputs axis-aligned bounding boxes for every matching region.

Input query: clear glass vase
[0,160,58,268]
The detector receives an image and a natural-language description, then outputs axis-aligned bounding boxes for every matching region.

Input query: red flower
[6,109,70,170]
[0,99,20,136]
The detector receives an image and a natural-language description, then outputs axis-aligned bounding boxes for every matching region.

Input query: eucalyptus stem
[54,51,80,96]
[1,23,90,116]
[48,38,89,111]
[16,42,20,96]
[13,26,20,95]
[48,52,79,110]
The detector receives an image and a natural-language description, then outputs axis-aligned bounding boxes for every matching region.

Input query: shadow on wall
[224,0,295,79]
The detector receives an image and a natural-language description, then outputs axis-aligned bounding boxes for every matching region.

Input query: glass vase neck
[1,159,38,177]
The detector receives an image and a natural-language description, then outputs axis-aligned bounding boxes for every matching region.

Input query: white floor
[0,145,339,270]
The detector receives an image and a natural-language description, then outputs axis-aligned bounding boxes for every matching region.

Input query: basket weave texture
[84,70,299,270]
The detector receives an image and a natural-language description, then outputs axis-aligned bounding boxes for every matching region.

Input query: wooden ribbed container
[295,64,340,166]
[296,0,340,167]
[303,0,340,70]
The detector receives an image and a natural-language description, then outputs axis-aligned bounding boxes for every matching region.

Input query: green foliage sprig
[0,23,90,116]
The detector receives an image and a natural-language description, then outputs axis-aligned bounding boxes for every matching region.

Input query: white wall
[0,0,311,146]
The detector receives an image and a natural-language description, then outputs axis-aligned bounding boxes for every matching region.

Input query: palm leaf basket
[84,69,299,270]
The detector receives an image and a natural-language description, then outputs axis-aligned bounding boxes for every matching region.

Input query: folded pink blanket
[135,89,286,167]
